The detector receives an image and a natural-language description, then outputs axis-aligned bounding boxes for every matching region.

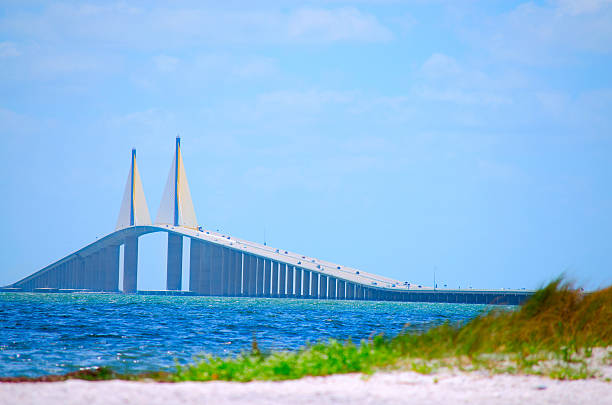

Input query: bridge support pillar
[189,239,201,293]
[302,270,310,297]
[256,257,264,297]
[233,250,242,296]
[91,251,100,291]
[245,255,256,296]
[82,255,92,290]
[329,277,336,299]
[286,266,294,297]
[337,280,345,300]
[166,233,183,291]
[104,245,120,291]
[346,283,354,300]
[263,259,271,297]
[222,248,231,296]
[310,272,318,298]
[210,244,223,295]
[355,285,362,300]
[271,261,279,297]
[294,268,302,297]
[123,236,138,293]
[278,263,286,297]
[241,254,249,296]
[225,249,234,296]
[199,243,212,295]
[319,275,328,299]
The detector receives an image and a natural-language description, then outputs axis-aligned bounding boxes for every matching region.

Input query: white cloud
[233,58,277,78]
[555,0,612,15]
[109,108,177,133]
[465,1,612,65]
[154,55,179,72]
[421,53,461,78]
[0,42,20,58]
[258,89,356,108]
[287,8,392,42]
[1,4,392,47]
[417,87,511,105]
[418,53,514,106]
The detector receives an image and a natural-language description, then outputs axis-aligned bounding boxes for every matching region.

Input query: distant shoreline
[0,288,533,305]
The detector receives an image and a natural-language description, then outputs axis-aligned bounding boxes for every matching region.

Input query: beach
[2,370,610,405]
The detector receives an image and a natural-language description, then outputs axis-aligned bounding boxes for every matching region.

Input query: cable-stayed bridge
[4,138,532,305]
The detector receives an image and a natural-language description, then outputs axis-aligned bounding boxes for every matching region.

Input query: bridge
[4,138,532,305]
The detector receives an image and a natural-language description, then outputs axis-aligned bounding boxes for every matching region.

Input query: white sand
[1,370,610,405]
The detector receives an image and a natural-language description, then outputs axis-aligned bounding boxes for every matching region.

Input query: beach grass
[171,278,611,382]
[3,278,610,383]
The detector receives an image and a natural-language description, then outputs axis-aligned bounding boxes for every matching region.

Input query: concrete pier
[286,266,294,297]
[356,285,363,300]
[221,248,230,296]
[233,250,242,296]
[338,280,345,300]
[303,270,311,297]
[263,259,271,296]
[271,262,279,297]
[166,233,183,291]
[256,257,264,297]
[247,255,256,296]
[103,245,120,291]
[211,244,223,295]
[294,268,302,296]
[319,275,328,299]
[123,235,138,293]
[202,242,213,295]
[241,254,250,296]
[279,262,286,297]
[189,239,201,293]
[310,272,318,298]
[329,277,337,300]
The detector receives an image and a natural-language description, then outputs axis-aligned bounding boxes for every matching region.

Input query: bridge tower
[116,148,152,292]
[156,137,198,290]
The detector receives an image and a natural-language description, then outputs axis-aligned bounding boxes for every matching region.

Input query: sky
[1,0,611,291]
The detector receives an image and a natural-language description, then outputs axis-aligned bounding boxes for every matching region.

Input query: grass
[2,278,610,383]
[172,278,612,382]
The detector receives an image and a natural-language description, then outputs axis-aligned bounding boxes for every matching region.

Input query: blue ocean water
[0,293,502,377]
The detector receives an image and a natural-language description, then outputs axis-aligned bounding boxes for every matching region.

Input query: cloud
[0,42,20,58]
[108,108,177,134]
[1,4,392,48]
[418,53,514,106]
[154,55,179,72]
[233,57,277,78]
[417,87,511,105]
[258,89,356,108]
[421,53,461,78]
[464,1,612,65]
[555,0,612,15]
[287,8,392,42]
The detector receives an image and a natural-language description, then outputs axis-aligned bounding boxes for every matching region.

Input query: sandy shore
[1,370,610,405]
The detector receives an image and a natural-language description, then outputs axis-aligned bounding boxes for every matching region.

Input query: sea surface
[0,293,509,378]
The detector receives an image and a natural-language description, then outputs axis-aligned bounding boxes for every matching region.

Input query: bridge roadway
[5,225,532,305]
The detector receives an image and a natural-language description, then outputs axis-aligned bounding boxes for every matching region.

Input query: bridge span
[4,138,532,305]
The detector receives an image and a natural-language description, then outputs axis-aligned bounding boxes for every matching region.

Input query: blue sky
[1,0,611,291]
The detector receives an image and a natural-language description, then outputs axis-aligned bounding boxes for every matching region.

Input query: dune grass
[3,279,610,383]
[172,278,611,382]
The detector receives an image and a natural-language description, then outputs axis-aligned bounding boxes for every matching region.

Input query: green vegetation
[3,279,610,383]
[172,279,611,382]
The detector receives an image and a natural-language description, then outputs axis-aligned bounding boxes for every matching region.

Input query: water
[0,293,501,378]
